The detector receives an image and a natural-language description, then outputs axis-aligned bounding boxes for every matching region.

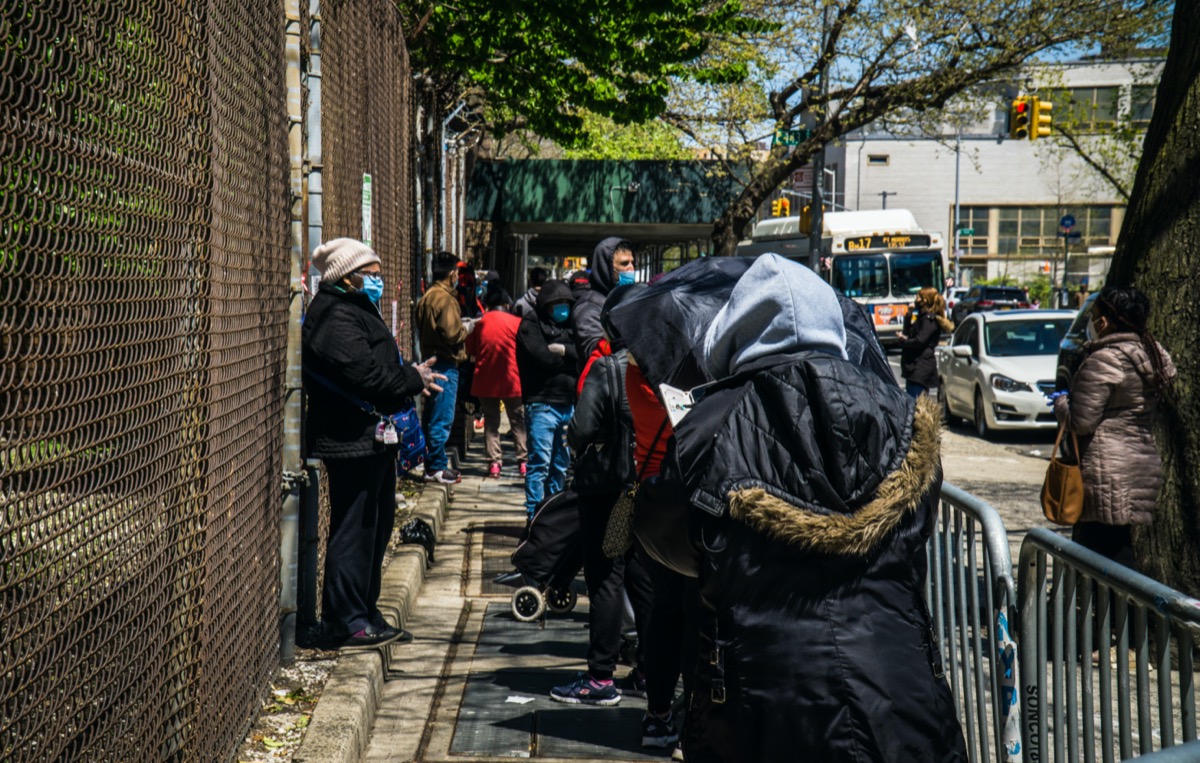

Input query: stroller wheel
[545,587,578,614]
[511,586,546,622]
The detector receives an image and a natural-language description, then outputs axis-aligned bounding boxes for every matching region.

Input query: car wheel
[973,388,990,439]
[938,382,958,426]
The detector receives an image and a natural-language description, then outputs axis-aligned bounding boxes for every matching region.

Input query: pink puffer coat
[1054,332,1176,526]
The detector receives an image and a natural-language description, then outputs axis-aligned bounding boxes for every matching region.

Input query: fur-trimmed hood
[728,394,941,556]
[673,352,941,558]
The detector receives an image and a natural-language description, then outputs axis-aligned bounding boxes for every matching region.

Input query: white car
[936,310,1076,437]
[944,286,968,314]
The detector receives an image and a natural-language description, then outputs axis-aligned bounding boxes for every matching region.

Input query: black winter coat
[572,237,628,361]
[900,310,943,389]
[515,280,579,406]
[303,285,425,459]
[673,352,966,763]
[568,350,635,493]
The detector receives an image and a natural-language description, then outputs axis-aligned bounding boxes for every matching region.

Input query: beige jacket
[1054,332,1175,526]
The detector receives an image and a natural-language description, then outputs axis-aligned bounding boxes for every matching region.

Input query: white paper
[659,383,695,427]
[505,695,536,705]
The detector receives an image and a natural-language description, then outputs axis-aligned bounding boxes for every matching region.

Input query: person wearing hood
[898,286,955,398]
[669,254,966,762]
[574,237,635,361]
[303,238,446,648]
[512,266,549,321]
[515,279,579,520]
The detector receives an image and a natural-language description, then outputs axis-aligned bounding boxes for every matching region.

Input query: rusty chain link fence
[1,1,416,760]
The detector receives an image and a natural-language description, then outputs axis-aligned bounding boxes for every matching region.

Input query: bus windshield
[831,250,943,299]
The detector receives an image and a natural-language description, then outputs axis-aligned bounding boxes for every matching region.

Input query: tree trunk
[1107,3,1200,596]
[711,148,815,257]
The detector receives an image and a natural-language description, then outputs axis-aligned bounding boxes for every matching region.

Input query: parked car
[950,285,1030,325]
[944,286,968,315]
[936,310,1076,437]
[1055,292,1100,391]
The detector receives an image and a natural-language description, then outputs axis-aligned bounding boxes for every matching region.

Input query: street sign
[362,173,373,247]
[772,127,812,147]
[1059,214,1076,230]
[957,227,974,236]
[791,168,814,188]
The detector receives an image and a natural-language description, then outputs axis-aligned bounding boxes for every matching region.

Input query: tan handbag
[602,419,668,558]
[1041,425,1084,525]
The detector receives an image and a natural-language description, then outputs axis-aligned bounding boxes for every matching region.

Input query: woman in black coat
[674,255,966,763]
[900,286,954,398]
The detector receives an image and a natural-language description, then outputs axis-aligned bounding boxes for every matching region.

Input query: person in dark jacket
[512,266,549,321]
[516,280,579,519]
[574,237,635,361]
[673,254,966,762]
[552,284,654,707]
[303,238,445,648]
[899,286,954,398]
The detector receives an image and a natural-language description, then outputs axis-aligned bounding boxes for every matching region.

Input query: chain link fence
[0,1,415,759]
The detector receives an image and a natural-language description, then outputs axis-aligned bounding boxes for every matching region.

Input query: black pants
[1072,521,1135,569]
[322,450,397,636]
[642,546,699,715]
[578,491,654,678]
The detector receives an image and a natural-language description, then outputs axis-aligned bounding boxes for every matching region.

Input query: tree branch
[1056,125,1133,201]
[769,0,860,121]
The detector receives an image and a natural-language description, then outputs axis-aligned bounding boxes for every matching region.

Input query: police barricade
[1018,527,1200,762]
[931,482,1022,763]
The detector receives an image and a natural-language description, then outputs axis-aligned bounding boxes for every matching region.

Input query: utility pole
[807,3,832,273]
[879,190,897,209]
[953,131,961,286]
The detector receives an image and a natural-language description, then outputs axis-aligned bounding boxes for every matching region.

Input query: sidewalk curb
[294,483,451,763]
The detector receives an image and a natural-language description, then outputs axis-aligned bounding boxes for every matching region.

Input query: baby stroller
[494,488,585,622]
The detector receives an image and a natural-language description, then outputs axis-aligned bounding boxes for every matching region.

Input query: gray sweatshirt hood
[703,253,848,378]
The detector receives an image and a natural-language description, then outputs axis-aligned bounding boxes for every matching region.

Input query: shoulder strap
[304,366,381,418]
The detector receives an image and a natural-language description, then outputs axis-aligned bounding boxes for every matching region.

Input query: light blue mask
[618,271,636,287]
[551,304,571,324]
[361,274,384,303]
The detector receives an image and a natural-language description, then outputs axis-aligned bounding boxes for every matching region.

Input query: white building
[820,57,1161,290]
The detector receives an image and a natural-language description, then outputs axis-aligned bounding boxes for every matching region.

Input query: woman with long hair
[1054,285,1175,567]
[899,286,954,399]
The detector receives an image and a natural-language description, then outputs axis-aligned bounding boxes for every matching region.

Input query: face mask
[551,304,571,324]
[360,274,384,303]
[1086,317,1100,342]
[617,271,636,287]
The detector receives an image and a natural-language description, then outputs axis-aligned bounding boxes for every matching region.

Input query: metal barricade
[1018,527,1200,762]
[931,482,1023,763]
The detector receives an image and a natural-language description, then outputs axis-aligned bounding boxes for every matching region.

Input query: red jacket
[466,311,522,399]
[626,363,673,480]
[576,338,612,398]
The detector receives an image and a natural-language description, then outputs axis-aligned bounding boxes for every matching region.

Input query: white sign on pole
[362,173,373,247]
[791,167,814,189]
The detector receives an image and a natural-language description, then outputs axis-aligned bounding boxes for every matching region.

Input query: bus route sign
[845,234,932,251]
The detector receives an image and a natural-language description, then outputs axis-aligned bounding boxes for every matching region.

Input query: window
[1131,85,1155,128]
[867,154,890,166]
[832,255,889,298]
[953,319,979,354]
[1054,87,1120,131]
[955,206,990,256]
[991,206,1117,256]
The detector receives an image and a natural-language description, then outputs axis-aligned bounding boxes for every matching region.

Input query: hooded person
[573,237,635,361]
[666,254,966,763]
[513,266,549,321]
[515,279,579,519]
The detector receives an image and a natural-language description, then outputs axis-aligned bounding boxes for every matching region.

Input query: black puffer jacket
[515,280,579,405]
[573,237,629,361]
[675,353,966,763]
[568,350,635,493]
[303,284,425,459]
[900,310,947,389]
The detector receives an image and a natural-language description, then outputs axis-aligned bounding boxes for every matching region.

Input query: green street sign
[772,127,812,147]
[957,227,974,236]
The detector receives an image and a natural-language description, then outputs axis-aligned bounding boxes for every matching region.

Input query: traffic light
[1009,96,1031,140]
[1031,98,1053,140]
[771,198,791,217]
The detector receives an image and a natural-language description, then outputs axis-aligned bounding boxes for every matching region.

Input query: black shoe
[341,623,405,649]
[369,613,415,644]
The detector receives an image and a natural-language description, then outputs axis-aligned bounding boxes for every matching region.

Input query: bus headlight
[991,374,1032,393]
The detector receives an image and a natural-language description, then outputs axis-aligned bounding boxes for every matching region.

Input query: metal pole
[953,131,961,285]
[807,3,831,272]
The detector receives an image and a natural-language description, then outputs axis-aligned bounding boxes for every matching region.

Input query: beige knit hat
[312,238,380,283]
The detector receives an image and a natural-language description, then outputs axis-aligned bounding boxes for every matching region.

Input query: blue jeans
[423,361,459,472]
[906,380,927,399]
[524,402,573,518]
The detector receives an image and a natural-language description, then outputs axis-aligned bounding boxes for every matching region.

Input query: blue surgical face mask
[617,270,636,287]
[360,274,384,303]
[551,303,571,324]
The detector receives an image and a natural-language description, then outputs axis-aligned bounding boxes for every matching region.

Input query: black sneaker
[614,669,647,698]
[424,467,461,484]
[340,624,405,649]
[641,712,679,748]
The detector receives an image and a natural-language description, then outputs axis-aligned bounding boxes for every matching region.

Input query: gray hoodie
[703,253,848,379]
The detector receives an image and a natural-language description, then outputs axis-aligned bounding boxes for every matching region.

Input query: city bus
[737,209,946,345]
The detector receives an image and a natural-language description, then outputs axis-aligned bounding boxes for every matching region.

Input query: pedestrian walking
[303,238,446,648]
[416,251,474,484]
[1053,285,1175,567]
[466,287,527,479]
[574,238,635,361]
[551,284,654,708]
[515,279,579,520]
[512,266,549,321]
[673,254,966,762]
[899,286,954,398]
